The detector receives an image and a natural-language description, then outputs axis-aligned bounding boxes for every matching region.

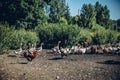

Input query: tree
[71,15,80,26]
[80,4,96,28]
[49,0,67,23]
[16,0,47,29]
[0,0,47,29]
[0,0,23,24]
[95,1,111,29]
[117,19,120,31]
[64,3,72,24]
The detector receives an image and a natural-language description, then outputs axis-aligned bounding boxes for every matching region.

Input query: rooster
[23,50,39,62]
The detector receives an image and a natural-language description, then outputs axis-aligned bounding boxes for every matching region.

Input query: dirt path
[0,49,120,80]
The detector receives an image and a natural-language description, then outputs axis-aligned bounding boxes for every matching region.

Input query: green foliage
[91,24,106,44]
[17,0,47,29]
[0,0,120,53]
[36,24,81,48]
[0,24,14,54]
[10,29,39,49]
[59,17,68,24]
[95,2,111,29]
[116,19,120,31]
[91,24,105,32]
[93,28,118,44]
[80,4,96,28]
[0,24,39,54]
[78,29,92,44]
[48,0,69,23]
[71,16,80,26]
[93,29,107,44]
[0,0,47,29]
[106,30,119,44]
[64,3,72,24]
[117,33,120,42]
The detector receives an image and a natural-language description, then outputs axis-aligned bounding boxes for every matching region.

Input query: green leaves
[48,0,70,24]
[95,2,111,29]
[80,4,96,28]
[36,24,81,47]
[106,30,118,44]
[0,24,39,54]
[79,29,92,44]
[0,0,47,29]
[93,29,107,44]
[93,26,119,44]
[0,24,14,54]
[10,29,39,49]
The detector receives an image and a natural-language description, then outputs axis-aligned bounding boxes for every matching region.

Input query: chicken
[24,50,39,62]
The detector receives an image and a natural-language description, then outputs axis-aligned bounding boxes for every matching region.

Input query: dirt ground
[0,49,120,80]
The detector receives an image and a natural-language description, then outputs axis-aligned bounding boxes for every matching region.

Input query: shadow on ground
[18,62,28,64]
[97,60,120,65]
[9,62,28,64]
[48,57,63,60]
[7,54,16,57]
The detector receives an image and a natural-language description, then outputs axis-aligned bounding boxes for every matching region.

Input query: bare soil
[0,49,120,80]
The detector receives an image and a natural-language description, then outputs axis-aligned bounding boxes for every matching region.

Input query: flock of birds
[13,41,120,63]
[52,41,120,57]
[14,42,44,63]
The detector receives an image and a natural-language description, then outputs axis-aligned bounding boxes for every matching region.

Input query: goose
[36,42,44,53]
[52,41,61,54]
[14,43,23,55]
[28,43,36,54]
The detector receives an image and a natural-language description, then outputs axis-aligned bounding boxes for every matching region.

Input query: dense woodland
[0,0,120,53]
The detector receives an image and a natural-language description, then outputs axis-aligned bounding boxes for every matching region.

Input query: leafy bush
[0,24,14,54]
[91,24,119,44]
[91,24,105,32]
[36,23,81,48]
[117,33,120,43]
[93,29,107,44]
[10,29,39,49]
[0,24,39,54]
[59,17,68,25]
[106,30,118,44]
[78,29,92,44]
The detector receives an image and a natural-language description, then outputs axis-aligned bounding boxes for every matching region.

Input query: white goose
[52,41,61,54]
[36,42,44,53]
[14,43,23,55]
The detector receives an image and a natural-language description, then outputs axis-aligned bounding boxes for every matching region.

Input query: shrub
[106,30,118,44]
[59,17,68,25]
[91,24,105,32]
[0,24,39,54]
[78,29,92,44]
[0,24,14,54]
[117,33,120,43]
[36,23,81,48]
[93,29,107,44]
[10,29,39,49]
